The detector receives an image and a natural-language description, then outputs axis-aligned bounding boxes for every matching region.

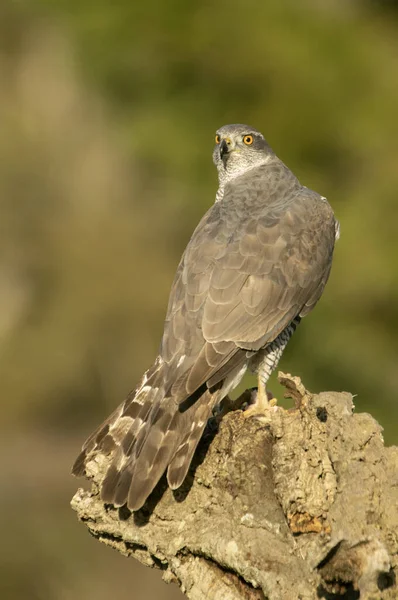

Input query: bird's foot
[243,387,278,419]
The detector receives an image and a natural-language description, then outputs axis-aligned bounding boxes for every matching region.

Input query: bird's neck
[215,157,273,203]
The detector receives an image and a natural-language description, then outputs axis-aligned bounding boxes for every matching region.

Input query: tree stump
[71,373,398,600]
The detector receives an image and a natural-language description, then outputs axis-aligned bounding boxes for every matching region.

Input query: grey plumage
[73,124,338,511]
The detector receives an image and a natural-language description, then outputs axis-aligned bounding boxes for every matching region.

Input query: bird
[72,123,339,511]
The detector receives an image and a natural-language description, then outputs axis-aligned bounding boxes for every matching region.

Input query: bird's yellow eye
[215,134,220,144]
[243,134,253,145]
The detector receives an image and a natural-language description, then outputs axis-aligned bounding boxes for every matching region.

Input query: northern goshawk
[73,124,339,511]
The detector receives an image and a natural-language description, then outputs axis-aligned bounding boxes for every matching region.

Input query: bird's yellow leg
[243,373,277,418]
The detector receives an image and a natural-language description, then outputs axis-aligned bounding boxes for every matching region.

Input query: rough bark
[71,373,398,600]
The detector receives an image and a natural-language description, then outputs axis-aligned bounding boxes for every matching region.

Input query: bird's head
[213,124,274,184]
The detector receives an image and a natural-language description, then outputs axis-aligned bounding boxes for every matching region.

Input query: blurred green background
[1,1,397,599]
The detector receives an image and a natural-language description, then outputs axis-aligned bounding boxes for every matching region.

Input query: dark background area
[1,1,397,598]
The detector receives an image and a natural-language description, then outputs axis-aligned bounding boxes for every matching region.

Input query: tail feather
[73,355,225,511]
[72,405,123,477]
[167,390,218,489]
[72,357,164,477]
[127,407,182,509]
[101,386,170,507]
[101,395,181,510]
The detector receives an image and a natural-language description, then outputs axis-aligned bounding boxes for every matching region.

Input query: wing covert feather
[160,171,336,400]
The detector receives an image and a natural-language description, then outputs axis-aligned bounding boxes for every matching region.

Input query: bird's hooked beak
[220,137,233,163]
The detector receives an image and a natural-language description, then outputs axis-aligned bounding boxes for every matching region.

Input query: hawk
[73,124,338,511]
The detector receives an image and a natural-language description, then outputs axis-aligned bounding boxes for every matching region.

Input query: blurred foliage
[1,0,397,599]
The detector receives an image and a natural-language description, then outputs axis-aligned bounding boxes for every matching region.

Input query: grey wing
[160,190,336,400]
[160,206,241,398]
[203,196,336,348]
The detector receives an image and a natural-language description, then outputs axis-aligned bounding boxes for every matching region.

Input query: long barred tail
[72,356,220,511]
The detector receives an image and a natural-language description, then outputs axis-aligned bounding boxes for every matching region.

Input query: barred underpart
[250,317,301,387]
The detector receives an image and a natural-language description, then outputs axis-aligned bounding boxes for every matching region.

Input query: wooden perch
[71,373,398,600]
